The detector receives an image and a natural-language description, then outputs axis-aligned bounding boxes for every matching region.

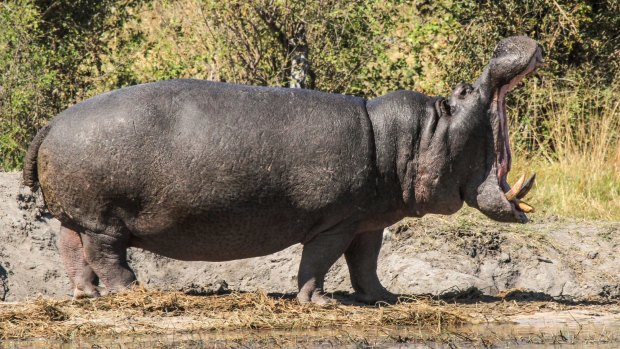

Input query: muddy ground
[1,170,618,303]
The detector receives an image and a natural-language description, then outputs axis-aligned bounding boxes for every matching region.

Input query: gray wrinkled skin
[23,36,542,303]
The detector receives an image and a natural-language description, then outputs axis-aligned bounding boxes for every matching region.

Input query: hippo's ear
[439,99,451,116]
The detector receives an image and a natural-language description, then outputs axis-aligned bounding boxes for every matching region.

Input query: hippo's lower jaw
[493,46,544,222]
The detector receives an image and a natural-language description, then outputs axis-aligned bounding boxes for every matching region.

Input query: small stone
[587,251,598,259]
[499,252,511,263]
[382,228,392,241]
[182,279,229,296]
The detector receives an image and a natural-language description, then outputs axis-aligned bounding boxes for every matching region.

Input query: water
[3,320,620,348]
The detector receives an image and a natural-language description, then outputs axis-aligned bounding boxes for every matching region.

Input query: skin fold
[23,36,542,303]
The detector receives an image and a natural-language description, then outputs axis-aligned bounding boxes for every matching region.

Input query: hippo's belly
[126,203,319,261]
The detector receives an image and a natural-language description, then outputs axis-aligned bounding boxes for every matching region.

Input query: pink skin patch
[493,48,543,194]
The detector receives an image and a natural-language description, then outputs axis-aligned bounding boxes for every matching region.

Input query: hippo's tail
[23,123,52,189]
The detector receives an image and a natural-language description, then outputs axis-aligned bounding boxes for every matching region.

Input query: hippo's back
[38,80,377,260]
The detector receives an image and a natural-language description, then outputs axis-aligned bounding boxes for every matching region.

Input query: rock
[181,280,229,296]
[499,253,511,263]
[599,285,620,300]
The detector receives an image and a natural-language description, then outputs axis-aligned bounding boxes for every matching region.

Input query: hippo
[23,36,542,303]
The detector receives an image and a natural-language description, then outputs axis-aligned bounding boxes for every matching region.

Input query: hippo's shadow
[428,286,615,305]
[0,264,8,301]
[266,291,383,306]
[178,284,615,307]
[262,287,616,307]
[421,287,614,306]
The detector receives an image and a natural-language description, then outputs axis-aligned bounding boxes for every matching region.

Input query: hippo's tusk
[516,173,536,199]
[505,173,536,213]
[505,174,526,201]
[516,199,535,213]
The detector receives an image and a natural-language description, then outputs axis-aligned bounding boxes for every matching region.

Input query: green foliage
[1,0,618,184]
[0,0,143,169]
[128,0,401,92]
[439,0,620,156]
[0,1,53,169]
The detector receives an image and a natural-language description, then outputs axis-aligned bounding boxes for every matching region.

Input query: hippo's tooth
[516,200,535,213]
[516,173,536,199]
[505,174,526,201]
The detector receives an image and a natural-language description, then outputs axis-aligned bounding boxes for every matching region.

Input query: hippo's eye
[456,84,474,99]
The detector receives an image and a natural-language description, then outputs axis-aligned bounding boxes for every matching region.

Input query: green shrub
[1,1,618,218]
[0,0,143,169]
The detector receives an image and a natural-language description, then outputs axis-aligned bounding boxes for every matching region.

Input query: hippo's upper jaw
[368,36,543,224]
[469,36,543,223]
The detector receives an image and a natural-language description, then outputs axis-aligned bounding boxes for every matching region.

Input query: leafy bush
[1,0,618,219]
[0,0,143,169]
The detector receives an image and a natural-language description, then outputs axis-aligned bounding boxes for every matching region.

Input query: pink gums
[493,53,541,193]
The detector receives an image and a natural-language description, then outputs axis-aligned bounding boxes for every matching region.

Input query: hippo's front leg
[345,230,397,304]
[297,230,356,304]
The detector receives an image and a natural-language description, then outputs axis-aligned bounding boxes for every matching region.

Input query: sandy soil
[0,171,619,303]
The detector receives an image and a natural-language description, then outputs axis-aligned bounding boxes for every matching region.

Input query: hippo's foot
[345,230,397,304]
[98,281,140,296]
[58,225,102,300]
[297,289,337,305]
[73,286,101,300]
[80,226,137,294]
[296,230,358,305]
[353,288,398,305]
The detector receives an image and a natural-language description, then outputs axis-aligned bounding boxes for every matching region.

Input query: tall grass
[510,78,620,220]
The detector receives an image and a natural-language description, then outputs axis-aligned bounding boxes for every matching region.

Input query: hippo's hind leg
[344,230,397,304]
[80,224,137,295]
[297,231,356,304]
[57,225,100,299]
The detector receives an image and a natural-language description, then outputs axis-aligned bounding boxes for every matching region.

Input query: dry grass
[510,78,620,220]
[1,289,619,347]
[0,289,467,341]
[512,157,620,220]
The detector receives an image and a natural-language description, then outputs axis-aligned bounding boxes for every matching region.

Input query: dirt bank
[0,171,618,302]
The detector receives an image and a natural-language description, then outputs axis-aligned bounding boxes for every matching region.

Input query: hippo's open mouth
[493,46,543,220]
